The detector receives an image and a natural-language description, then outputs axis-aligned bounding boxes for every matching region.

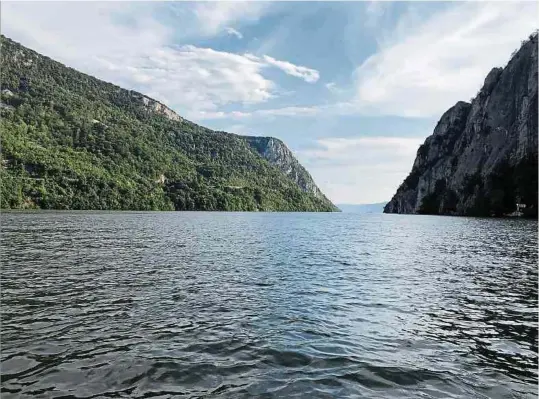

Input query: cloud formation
[262,55,320,83]
[1,2,319,118]
[297,136,425,204]
[93,45,321,115]
[196,102,355,120]
[195,1,538,123]
[354,1,538,117]
[193,2,269,37]
[225,27,243,40]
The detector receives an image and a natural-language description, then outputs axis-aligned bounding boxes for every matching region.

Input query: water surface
[1,212,537,398]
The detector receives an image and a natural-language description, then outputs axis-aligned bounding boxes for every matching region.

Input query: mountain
[385,32,538,218]
[337,203,387,213]
[0,35,338,212]
[245,136,329,201]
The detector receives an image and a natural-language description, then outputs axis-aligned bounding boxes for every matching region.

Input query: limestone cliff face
[385,33,538,217]
[245,136,337,208]
[131,93,183,122]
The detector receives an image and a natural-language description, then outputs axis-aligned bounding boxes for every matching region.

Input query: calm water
[1,212,537,398]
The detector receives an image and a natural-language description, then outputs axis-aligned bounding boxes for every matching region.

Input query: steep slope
[244,136,330,201]
[385,32,538,218]
[0,35,338,212]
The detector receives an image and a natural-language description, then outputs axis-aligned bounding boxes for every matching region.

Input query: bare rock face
[245,136,335,205]
[385,33,538,217]
[133,93,183,122]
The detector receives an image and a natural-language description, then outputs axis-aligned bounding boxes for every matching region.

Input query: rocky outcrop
[385,32,538,217]
[245,136,337,207]
[131,93,183,122]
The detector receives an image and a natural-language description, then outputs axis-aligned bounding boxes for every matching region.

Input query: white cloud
[354,1,539,118]
[1,2,319,118]
[198,0,537,123]
[262,55,320,83]
[195,1,538,121]
[120,45,275,113]
[193,2,269,37]
[1,2,168,66]
[225,27,243,40]
[325,82,349,95]
[365,1,390,29]
[223,124,252,136]
[296,136,425,204]
[325,82,337,92]
[196,102,355,120]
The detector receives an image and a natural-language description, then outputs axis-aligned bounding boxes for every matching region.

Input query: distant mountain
[385,32,538,218]
[337,202,387,213]
[0,35,337,212]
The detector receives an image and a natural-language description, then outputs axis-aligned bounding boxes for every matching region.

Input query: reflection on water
[1,212,537,398]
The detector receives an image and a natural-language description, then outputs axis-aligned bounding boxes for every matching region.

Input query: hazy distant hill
[337,203,387,213]
[0,35,337,212]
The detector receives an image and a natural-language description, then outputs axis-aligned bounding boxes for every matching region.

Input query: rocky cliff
[384,32,538,217]
[131,92,183,122]
[244,136,331,202]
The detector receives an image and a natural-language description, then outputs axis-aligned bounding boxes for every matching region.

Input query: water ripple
[1,212,537,398]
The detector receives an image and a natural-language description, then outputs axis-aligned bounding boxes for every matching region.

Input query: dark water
[1,212,537,398]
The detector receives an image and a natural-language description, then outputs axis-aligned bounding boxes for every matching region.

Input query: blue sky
[2,1,537,204]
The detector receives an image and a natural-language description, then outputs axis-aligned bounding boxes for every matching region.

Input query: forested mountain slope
[0,35,337,211]
[384,32,538,218]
